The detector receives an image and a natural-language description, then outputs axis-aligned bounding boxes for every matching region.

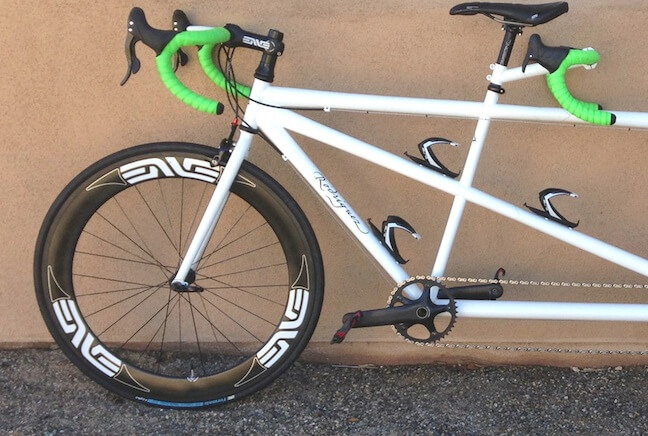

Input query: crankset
[388,277,457,344]
[331,276,504,344]
[331,278,457,344]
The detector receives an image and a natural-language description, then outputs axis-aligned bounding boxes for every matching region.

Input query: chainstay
[391,275,648,356]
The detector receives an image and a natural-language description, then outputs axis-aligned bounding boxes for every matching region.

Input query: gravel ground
[1,349,647,434]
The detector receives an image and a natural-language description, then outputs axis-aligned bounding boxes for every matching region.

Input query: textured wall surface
[3,0,647,365]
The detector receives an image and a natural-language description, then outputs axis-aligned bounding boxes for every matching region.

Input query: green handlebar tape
[546,49,615,126]
[198,45,251,98]
[156,28,233,115]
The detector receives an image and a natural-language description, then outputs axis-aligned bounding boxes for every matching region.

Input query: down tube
[259,107,648,279]
[257,118,413,287]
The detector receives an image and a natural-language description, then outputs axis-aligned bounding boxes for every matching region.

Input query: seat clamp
[488,83,505,94]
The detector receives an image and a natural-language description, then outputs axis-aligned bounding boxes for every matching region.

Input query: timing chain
[432,275,648,290]
[392,275,648,356]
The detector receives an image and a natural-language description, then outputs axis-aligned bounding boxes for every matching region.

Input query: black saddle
[450,2,568,26]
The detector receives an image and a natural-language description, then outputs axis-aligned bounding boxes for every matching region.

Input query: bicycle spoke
[197,204,251,269]
[157,179,179,254]
[187,294,207,375]
[178,179,184,258]
[156,288,174,374]
[117,293,180,352]
[181,182,209,254]
[82,230,165,272]
[73,273,162,288]
[198,293,221,346]
[178,295,182,354]
[134,185,181,257]
[195,292,235,373]
[144,293,180,353]
[198,211,268,269]
[177,292,260,350]
[97,283,166,337]
[203,288,277,326]
[84,281,167,317]
[201,283,288,290]
[175,293,245,355]
[196,273,286,306]
[92,212,173,279]
[203,261,287,280]
[113,196,172,279]
[199,241,280,271]
[76,284,156,298]
[75,250,166,268]
[210,221,269,257]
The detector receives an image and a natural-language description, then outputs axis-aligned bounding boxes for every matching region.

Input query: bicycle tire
[34,142,324,408]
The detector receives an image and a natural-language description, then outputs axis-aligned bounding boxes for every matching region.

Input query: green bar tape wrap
[546,49,615,126]
[198,45,251,98]
[156,28,233,115]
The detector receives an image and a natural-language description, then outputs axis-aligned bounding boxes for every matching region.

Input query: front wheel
[34,142,324,408]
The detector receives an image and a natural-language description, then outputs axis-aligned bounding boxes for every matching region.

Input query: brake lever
[120,28,141,86]
[172,9,191,72]
[522,34,570,73]
[119,7,176,86]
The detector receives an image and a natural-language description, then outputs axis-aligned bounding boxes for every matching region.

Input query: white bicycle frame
[173,60,648,323]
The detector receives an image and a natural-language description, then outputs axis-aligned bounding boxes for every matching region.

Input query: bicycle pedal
[331,311,362,344]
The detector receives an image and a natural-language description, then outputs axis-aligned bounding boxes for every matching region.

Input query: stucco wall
[3,0,647,365]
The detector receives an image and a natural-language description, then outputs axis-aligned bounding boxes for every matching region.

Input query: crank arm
[344,304,433,329]
[439,284,503,300]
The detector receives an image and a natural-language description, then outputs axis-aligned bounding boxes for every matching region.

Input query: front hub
[169,269,203,293]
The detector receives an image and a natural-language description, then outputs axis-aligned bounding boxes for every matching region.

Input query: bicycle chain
[390,275,648,356]
[431,276,648,290]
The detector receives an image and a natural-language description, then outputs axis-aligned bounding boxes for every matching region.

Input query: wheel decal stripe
[234,357,268,388]
[280,292,309,330]
[253,255,311,370]
[68,301,88,348]
[53,301,77,334]
[47,267,130,382]
[114,365,151,392]
[263,339,290,368]
[85,168,128,191]
[47,265,72,302]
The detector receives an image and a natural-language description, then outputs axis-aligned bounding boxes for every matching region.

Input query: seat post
[496,24,522,66]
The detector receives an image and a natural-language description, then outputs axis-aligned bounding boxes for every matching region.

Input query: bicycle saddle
[450,2,568,26]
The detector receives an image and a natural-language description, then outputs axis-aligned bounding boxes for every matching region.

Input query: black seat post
[496,24,522,67]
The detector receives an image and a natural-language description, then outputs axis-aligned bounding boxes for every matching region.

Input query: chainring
[388,277,457,345]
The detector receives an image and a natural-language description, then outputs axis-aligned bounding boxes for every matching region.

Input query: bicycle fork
[171,81,269,289]
[170,129,255,289]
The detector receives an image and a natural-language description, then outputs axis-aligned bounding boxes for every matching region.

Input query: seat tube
[430,64,506,278]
